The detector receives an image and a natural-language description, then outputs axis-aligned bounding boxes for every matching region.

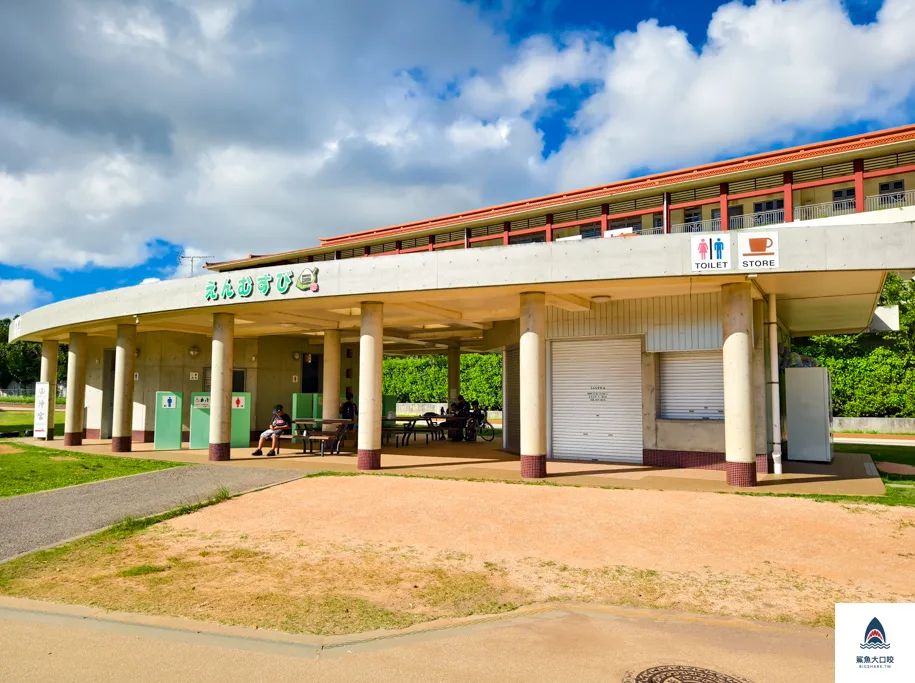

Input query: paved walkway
[21,437,886,496]
[0,597,832,682]
[0,466,302,561]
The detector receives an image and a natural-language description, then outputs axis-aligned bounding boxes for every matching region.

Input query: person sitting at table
[252,404,292,457]
[455,395,471,417]
[445,398,469,441]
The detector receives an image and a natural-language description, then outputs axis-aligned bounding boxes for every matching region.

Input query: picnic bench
[292,418,354,455]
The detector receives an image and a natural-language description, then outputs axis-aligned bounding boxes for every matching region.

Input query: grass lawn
[0,442,184,498]
[0,409,65,436]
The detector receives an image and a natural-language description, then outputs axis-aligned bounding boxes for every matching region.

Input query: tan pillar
[209,313,234,461]
[357,302,383,470]
[447,344,461,403]
[38,341,59,441]
[722,283,756,486]
[767,294,783,474]
[519,292,547,478]
[64,333,88,446]
[322,330,341,420]
[111,324,136,452]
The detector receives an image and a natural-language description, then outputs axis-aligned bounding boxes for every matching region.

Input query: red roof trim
[207,124,915,268]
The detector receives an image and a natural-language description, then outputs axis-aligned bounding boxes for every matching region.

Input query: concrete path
[0,466,302,561]
[0,597,832,682]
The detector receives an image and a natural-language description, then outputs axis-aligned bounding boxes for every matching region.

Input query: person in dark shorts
[339,392,357,429]
[252,404,291,456]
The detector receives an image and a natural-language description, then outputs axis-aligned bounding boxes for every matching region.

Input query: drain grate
[623,665,754,682]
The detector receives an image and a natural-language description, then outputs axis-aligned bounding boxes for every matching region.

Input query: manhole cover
[623,665,754,683]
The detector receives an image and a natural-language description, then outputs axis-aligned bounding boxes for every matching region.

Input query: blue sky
[0,0,912,316]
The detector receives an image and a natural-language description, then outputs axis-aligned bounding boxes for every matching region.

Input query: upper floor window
[684,207,702,223]
[879,180,905,195]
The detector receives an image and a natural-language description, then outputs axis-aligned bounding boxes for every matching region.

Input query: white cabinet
[784,367,833,463]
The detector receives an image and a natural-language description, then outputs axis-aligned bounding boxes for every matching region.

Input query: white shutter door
[550,338,643,463]
[659,351,724,420]
[504,347,520,453]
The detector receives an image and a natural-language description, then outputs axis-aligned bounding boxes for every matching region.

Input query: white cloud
[0,279,50,318]
[1,0,915,277]
[139,277,161,284]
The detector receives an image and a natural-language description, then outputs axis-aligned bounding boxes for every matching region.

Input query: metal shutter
[659,351,724,420]
[503,346,520,453]
[550,338,643,462]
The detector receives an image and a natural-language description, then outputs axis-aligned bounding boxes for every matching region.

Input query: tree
[382,353,503,408]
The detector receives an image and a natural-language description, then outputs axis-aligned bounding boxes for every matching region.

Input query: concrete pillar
[64,333,88,446]
[447,344,461,403]
[39,341,59,441]
[767,294,783,474]
[519,292,547,479]
[209,313,234,461]
[111,324,136,452]
[722,283,756,487]
[357,302,383,470]
[322,330,341,420]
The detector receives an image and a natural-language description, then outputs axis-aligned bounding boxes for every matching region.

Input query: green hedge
[382,354,502,408]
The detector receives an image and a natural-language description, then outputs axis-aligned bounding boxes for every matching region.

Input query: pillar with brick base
[722,282,757,487]
[447,344,461,403]
[357,302,383,470]
[322,329,342,420]
[39,341,59,441]
[64,332,88,446]
[520,292,547,479]
[208,312,234,461]
[111,324,136,453]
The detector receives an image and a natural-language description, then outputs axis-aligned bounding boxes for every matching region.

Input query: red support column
[545,213,553,242]
[503,221,510,245]
[429,233,436,250]
[719,183,729,231]
[783,171,793,223]
[854,159,864,213]
[600,204,608,236]
[395,240,402,255]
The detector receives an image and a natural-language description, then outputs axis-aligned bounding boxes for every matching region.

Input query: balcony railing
[670,218,722,234]
[865,190,915,211]
[728,210,784,230]
[793,199,856,221]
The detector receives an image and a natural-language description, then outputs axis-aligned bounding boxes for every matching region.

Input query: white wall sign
[292,375,298,383]
[232,396,246,409]
[737,231,779,270]
[691,234,731,272]
[193,395,210,408]
[33,381,50,438]
[586,386,609,402]
[835,603,914,682]
[134,372,139,381]
[189,372,199,381]
[161,395,177,409]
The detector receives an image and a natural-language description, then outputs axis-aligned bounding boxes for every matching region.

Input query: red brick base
[111,436,132,453]
[209,443,231,461]
[131,430,155,443]
[521,454,547,479]
[63,432,83,446]
[358,449,381,470]
[643,449,768,474]
[85,428,100,440]
[726,461,757,487]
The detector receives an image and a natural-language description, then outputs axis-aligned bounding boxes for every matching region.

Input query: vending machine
[784,367,833,463]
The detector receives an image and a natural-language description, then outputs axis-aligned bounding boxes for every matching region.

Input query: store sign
[691,235,731,272]
[737,231,779,270]
[204,266,319,302]
[33,381,50,438]
[193,395,210,409]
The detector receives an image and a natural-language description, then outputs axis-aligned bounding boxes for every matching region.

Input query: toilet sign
[691,234,731,272]
[737,231,779,269]
[233,395,245,409]
[161,395,177,409]
[193,395,210,409]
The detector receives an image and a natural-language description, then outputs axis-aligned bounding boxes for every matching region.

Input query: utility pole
[178,254,214,277]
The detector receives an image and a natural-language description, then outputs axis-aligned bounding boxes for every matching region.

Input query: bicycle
[464,409,496,442]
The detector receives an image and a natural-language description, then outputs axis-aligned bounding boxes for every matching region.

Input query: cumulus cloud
[0,0,914,275]
[0,279,51,318]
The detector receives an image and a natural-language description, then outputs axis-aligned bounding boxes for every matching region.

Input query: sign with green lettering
[204,267,319,302]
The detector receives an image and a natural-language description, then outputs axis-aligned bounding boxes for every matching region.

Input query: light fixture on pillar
[188,345,201,358]
[292,351,301,361]
[134,348,141,359]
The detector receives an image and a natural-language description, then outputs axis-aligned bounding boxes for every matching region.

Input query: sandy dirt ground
[5,475,913,634]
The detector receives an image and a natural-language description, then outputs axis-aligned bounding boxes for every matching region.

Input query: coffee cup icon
[746,236,774,255]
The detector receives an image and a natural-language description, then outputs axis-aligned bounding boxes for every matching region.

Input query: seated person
[470,399,484,421]
[445,399,468,441]
[454,395,471,417]
[252,404,292,457]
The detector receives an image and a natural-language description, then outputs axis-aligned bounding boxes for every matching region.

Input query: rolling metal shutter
[659,351,724,420]
[550,338,643,463]
[503,346,520,453]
